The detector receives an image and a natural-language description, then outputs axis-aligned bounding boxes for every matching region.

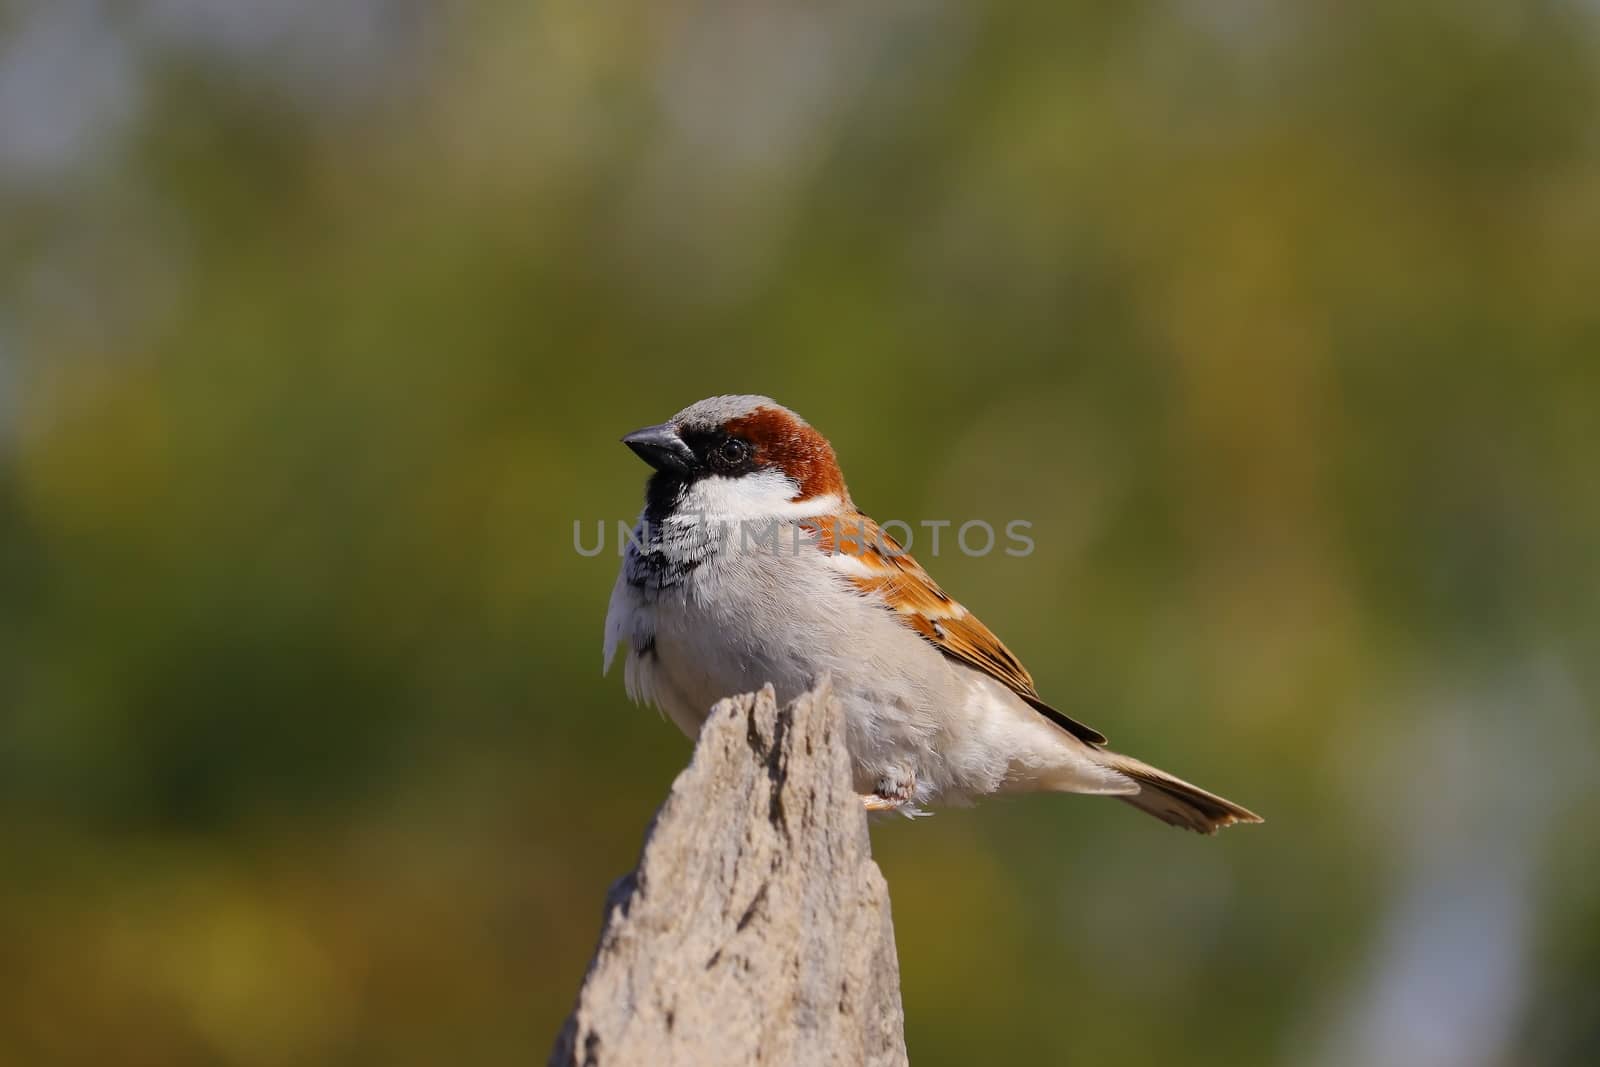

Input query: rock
[549,681,908,1067]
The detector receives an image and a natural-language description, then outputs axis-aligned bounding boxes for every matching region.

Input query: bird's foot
[860,776,931,819]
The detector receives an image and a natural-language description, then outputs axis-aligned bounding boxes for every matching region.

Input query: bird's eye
[713,437,749,470]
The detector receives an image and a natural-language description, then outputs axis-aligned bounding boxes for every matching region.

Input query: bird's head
[622,395,849,522]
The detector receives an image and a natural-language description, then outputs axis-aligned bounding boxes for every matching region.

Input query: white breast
[604,515,1119,805]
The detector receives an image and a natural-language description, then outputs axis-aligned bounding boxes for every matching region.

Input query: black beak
[622,423,697,475]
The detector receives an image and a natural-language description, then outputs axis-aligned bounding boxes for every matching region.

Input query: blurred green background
[3,3,1599,1065]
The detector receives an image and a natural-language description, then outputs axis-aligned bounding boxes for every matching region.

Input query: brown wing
[803,514,1107,747]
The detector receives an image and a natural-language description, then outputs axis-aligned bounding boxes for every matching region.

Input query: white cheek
[677,469,820,520]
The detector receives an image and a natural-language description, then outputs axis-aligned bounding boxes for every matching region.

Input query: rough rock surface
[549,681,908,1067]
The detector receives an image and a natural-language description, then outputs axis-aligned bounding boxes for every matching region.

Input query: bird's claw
[859,792,932,819]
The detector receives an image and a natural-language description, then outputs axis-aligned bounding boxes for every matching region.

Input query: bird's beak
[622,423,697,475]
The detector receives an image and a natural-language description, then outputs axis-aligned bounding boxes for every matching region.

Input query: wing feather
[803,514,1107,746]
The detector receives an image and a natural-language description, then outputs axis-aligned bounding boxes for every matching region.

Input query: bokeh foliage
[2,3,1599,1064]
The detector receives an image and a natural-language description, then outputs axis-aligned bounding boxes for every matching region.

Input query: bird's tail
[1094,751,1263,835]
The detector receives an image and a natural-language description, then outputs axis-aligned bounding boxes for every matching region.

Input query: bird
[603,395,1262,833]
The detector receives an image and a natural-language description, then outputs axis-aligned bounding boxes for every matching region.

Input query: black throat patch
[626,476,716,592]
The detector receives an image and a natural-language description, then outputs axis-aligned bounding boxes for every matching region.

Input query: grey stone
[550,681,908,1067]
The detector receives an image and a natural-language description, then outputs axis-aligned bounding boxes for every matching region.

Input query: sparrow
[604,395,1262,833]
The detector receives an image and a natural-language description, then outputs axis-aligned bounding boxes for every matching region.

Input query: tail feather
[1099,752,1263,835]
